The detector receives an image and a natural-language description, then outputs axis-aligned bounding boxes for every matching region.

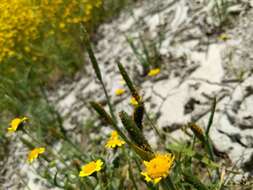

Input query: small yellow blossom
[28,147,45,163]
[141,153,175,184]
[24,46,31,53]
[130,97,139,106]
[59,22,66,29]
[8,117,28,133]
[218,33,230,41]
[118,80,126,85]
[79,159,103,177]
[115,88,125,96]
[148,68,160,77]
[105,131,125,149]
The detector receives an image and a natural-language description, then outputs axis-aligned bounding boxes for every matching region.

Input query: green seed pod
[189,123,205,143]
[133,102,145,130]
[90,101,114,126]
[117,62,141,102]
[119,111,152,153]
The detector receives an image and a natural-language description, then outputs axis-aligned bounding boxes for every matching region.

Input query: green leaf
[167,143,219,169]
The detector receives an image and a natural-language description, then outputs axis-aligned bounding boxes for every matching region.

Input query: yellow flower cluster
[0,0,102,63]
[0,0,42,62]
[40,0,102,27]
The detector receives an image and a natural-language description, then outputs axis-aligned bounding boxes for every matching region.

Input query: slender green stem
[23,129,69,168]
[162,176,177,190]
[205,97,216,136]
[81,25,117,123]
[145,112,162,139]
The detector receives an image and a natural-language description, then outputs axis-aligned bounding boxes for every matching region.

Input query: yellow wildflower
[105,131,125,149]
[8,117,28,133]
[59,22,66,29]
[130,97,140,106]
[79,159,103,177]
[148,68,160,77]
[218,33,230,41]
[115,88,125,96]
[118,80,126,85]
[141,153,175,184]
[28,147,45,163]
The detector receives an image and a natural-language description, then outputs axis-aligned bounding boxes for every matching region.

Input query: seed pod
[119,111,152,153]
[133,102,144,130]
[83,30,102,82]
[189,123,205,143]
[90,101,114,126]
[117,62,141,102]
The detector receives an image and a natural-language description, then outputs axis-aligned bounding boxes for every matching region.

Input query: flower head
[141,153,175,184]
[218,33,230,41]
[28,147,45,163]
[79,159,103,177]
[148,68,160,77]
[118,80,126,85]
[8,117,28,133]
[105,131,125,149]
[115,88,125,96]
[130,97,139,106]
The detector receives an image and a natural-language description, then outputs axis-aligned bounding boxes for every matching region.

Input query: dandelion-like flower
[141,153,175,184]
[8,117,28,133]
[148,68,160,77]
[28,147,45,163]
[115,88,125,96]
[79,159,103,177]
[105,131,125,149]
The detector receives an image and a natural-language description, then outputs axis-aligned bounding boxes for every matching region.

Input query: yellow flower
[79,159,103,177]
[141,153,175,184]
[118,80,126,85]
[148,68,160,77]
[130,97,140,106]
[105,131,125,149]
[27,147,45,163]
[115,88,125,96]
[218,33,230,41]
[8,117,28,133]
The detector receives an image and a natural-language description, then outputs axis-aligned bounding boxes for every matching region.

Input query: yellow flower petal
[28,147,45,163]
[105,131,125,149]
[8,117,28,133]
[130,97,138,106]
[115,88,125,96]
[218,33,230,41]
[148,68,160,77]
[118,80,126,85]
[79,159,103,177]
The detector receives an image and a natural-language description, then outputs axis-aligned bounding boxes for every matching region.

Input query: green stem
[144,112,162,139]
[81,25,117,123]
[162,176,177,190]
